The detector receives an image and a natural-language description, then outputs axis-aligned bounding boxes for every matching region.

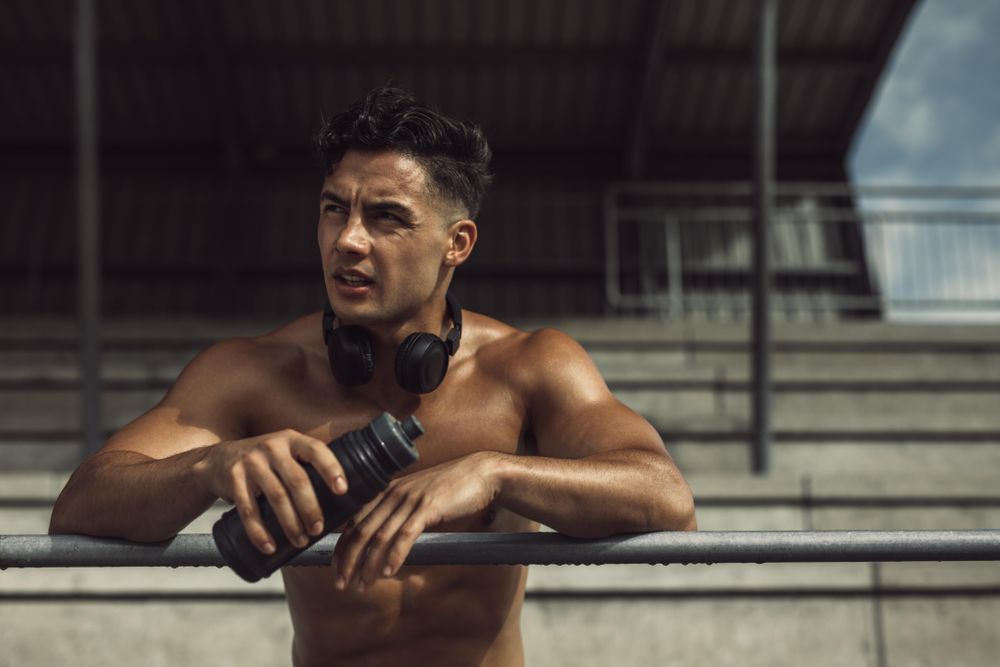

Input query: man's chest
[245,370,529,473]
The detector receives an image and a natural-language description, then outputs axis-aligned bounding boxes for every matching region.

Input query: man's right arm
[48,337,349,551]
[48,446,217,543]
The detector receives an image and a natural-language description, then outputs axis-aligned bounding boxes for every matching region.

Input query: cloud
[855,0,997,168]
[914,0,985,55]
[872,97,936,154]
[849,0,1000,319]
[988,126,1000,155]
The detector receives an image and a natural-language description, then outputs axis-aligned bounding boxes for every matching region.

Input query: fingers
[290,435,350,499]
[284,433,350,536]
[334,490,412,591]
[228,430,348,553]
[230,468,275,555]
[246,454,310,548]
[361,510,424,587]
[271,452,325,541]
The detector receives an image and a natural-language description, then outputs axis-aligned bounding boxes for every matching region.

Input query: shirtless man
[49,87,697,666]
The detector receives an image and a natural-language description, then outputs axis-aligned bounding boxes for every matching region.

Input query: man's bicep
[524,329,664,459]
[99,338,256,461]
[99,404,234,462]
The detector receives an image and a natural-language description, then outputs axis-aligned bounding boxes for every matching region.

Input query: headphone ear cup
[327,325,375,386]
[395,333,449,394]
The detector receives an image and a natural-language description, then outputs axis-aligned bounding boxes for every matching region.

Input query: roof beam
[190,0,244,172]
[190,0,251,314]
[0,132,843,164]
[625,0,674,178]
[0,42,877,73]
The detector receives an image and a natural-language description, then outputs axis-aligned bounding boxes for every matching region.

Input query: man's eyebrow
[320,191,348,205]
[365,199,415,216]
[319,191,413,216]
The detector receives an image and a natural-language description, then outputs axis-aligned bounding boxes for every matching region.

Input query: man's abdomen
[284,562,528,667]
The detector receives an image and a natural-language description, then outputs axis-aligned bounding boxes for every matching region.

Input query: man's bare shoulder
[461,311,590,386]
[169,312,325,398]
[244,311,326,366]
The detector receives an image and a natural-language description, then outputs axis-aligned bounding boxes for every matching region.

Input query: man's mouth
[336,274,374,287]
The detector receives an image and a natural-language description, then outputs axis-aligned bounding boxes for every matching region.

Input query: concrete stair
[3,318,999,474]
[2,317,999,666]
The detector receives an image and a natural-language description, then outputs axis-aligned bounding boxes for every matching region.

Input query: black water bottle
[212,412,423,582]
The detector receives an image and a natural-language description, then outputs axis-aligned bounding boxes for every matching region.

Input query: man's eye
[323,205,346,214]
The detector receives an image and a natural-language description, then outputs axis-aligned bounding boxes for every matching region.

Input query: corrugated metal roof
[0,0,917,317]
[0,0,916,164]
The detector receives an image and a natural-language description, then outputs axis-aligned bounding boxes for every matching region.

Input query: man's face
[318,149,458,327]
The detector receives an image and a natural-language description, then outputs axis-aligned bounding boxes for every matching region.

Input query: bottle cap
[370,413,421,470]
[401,415,425,441]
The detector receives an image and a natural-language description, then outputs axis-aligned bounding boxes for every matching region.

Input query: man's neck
[338,297,452,401]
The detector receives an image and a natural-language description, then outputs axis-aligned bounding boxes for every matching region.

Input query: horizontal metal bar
[609,292,1000,311]
[616,207,1000,224]
[4,531,999,569]
[609,182,1000,199]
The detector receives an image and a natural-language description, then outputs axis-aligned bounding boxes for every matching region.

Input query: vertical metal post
[665,216,683,317]
[75,0,102,457]
[751,0,776,474]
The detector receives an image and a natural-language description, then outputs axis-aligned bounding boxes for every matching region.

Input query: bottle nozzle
[400,415,425,441]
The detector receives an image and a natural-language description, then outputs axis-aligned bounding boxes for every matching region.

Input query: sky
[850,0,1000,185]
[847,0,1000,320]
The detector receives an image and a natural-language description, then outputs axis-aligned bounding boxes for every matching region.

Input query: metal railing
[605,183,1000,319]
[4,531,1000,569]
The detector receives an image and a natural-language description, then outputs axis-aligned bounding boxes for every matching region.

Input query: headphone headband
[322,290,463,394]
[323,291,462,352]
[443,291,462,356]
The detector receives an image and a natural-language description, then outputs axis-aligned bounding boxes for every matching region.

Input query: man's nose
[335,212,371,255]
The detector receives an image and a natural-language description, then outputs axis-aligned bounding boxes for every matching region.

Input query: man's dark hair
[315,86,493,219]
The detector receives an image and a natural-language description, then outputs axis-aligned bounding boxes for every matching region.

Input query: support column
[751,0,776,474]
[75,0,101,457]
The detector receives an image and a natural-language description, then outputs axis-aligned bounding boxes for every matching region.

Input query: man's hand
[332,451,500,592]
[194,430,349,554]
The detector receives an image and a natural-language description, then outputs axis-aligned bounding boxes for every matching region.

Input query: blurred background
[1,0,999,665]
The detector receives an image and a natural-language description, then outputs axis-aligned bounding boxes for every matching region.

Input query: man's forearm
[488,449,697,538]
[48,447,219,543]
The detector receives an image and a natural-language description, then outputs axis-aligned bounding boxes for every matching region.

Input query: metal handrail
[4,531,999,569]
[606,182,1000,199]
[604,181,1000,315]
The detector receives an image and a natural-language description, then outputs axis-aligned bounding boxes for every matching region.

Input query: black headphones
[322,291,462,394]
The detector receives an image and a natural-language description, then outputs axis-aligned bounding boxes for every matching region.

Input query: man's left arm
[332,328,696,591]
[490,328,696,538]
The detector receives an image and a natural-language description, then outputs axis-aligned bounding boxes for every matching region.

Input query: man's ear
[444,219,477,267]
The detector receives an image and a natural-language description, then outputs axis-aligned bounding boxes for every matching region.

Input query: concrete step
[0,438,80,471]
[618,387,1000,432]
[4,317,1000,344]
[669,438,1000,475]
[4,319,1000,477]
[4,381,999,432]
[0,389,162,431]
[688,350,1000,381]
[6,343,1000,383]
[4,433,1000,475]
[518,318,1000,345]
[6,472,999,536]
[4,594,999,667]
